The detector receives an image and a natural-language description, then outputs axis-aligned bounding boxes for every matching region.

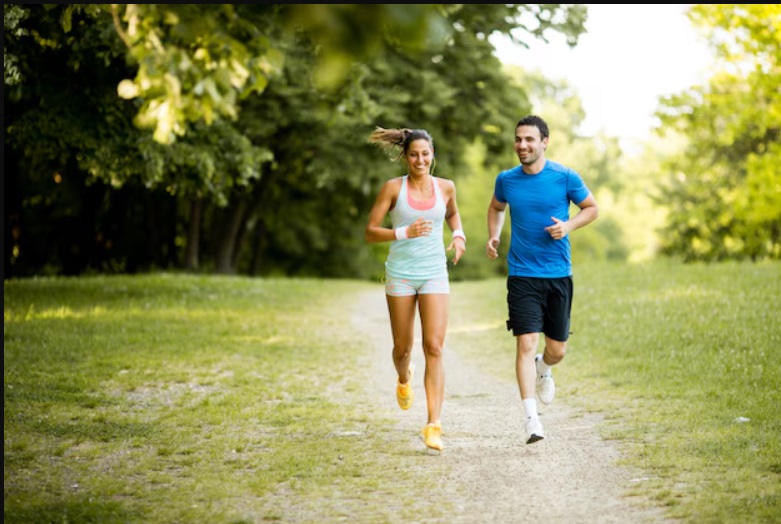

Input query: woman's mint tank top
[386,175,448,279]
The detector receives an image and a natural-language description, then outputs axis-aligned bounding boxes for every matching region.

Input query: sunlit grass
[5,263,780,523]
[4,274,447,523]
[448,260,781,523]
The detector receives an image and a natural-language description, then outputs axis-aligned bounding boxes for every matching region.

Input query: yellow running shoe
[422,422,443,451]
[396,362,415,410]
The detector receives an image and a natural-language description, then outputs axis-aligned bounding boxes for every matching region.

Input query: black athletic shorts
[506,276,573,341]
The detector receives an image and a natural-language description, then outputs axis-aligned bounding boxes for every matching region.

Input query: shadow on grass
[5,498,145,524]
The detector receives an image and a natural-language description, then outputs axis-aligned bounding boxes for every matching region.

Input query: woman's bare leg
[386,294,417,383]
[418,293,448,424]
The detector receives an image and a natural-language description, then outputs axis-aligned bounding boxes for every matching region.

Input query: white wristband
[395,226,409,240]
[452,229,466,242]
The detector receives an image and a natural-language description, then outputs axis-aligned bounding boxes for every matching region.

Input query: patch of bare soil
[351,287,674,524]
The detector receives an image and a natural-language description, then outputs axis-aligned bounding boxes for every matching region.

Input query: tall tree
[655,4,781,261]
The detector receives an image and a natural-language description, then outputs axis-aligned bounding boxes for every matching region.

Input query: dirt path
[351,287,673,524]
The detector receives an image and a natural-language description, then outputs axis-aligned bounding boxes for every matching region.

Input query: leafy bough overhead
[104,4,587,145]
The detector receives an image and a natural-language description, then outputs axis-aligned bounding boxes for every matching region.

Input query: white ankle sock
[523,398,539,419]
[536,355,551,376]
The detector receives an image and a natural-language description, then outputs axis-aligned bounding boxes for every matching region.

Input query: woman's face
[404,139,433,176]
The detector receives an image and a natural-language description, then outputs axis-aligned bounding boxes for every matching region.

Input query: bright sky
[491,4,714,151]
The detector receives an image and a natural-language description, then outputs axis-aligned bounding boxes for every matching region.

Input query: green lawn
[5,261,781,523]
[4,275,442,523]
[448,260,781,523]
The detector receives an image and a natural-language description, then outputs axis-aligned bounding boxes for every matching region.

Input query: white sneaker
[525,416,545,444]
[535,354,555,405]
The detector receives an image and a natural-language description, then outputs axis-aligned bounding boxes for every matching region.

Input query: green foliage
[655,4,781,262]
[101,4,454,144]
[4,4,588,278]
[102,4,588,145]
[3,4,28,85]
[4,5,272,204]
[108,4,285,144]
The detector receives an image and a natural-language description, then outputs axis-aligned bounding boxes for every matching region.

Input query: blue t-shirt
[494,160,591,278]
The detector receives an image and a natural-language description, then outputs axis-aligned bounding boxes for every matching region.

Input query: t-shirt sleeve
[567,170,591,205]
[494,174,506,203]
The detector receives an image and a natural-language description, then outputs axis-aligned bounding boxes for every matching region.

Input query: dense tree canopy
[654,4,781,261]
[4,4,589,278]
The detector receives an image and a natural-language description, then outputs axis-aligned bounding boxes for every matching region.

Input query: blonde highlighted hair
[368,126,434,159]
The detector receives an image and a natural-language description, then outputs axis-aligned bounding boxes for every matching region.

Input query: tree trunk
[231,202,252,271]
[214,196,247,274]
[249,217,268,276]
[185,197,203,271]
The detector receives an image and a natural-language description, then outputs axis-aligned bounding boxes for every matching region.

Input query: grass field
[5,261,781,522]
[448,260,781,522]
[4,275,435,522]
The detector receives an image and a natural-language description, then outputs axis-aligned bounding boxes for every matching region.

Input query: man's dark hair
[516,115,549,140]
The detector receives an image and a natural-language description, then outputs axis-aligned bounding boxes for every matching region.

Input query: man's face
[514,125,548,166]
